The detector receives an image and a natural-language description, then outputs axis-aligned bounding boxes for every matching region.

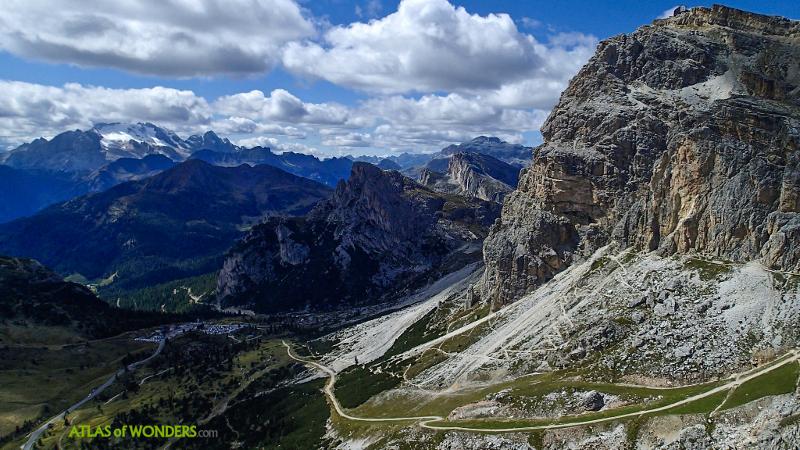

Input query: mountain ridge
[217,162,500,312]
[1,122,237,173]
[419,151,520,202]
[0,160,332,291]
[482,3,800,307]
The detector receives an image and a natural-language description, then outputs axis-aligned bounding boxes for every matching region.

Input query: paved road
[21,339,165,450]
[285,341,800,433]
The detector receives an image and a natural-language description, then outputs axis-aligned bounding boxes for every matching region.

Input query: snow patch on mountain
[92,122,192,160]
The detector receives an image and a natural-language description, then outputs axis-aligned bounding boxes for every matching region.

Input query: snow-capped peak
[3,123,241,173]
[91,122,194,160]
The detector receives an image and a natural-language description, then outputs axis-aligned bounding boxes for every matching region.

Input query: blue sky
[0,0,798,155]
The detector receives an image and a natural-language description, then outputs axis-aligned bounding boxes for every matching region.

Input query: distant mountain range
[0,123,241,223]
[0,160,332,292]
[0,122,236,172]
[87,154,178,192]
[189,146,354,187]
[0,123,531,224]
[440,136,532,167]
[1,123,532,177]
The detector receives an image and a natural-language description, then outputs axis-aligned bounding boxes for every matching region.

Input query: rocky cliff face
[484,5,800,307]
[217,162,499,312]
[419,152,520,202]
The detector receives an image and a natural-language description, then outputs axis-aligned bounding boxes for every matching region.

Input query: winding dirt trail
[284,341,799,433]
[284,341,442,424]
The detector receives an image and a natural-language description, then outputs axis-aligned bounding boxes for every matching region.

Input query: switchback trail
[284,341,799,433]
[283,341,441,424]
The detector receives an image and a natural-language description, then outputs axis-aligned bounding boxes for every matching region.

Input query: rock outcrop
[217,162,500,312]
[420,152,521,202]
[440,136,533,168]
[484,5,800,307]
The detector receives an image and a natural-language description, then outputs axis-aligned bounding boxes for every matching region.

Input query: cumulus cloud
[321,132,373,148]
[234,135,281,148]
[209,117,307,138]
[0,80,211,146]
[282,0,596,109]
[0,1,597,154]
[0,79,550,154]
[211,88,548,152]
[234,135,325,157]
[213,89,356,127]
[658,6,683,19]
[0,0,314,76]
[359,94,548,151]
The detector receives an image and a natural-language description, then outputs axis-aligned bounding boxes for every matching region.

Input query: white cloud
[209,117,307,138]
[276,142,325,156]
[0,80,211,146]
[356,93,547,151]
[235,136,325,157]
[658,6,682,19]
[321,132,372,148]
[0,80,550,154]
[362,94,546,129]
[235,135,280,148]
[283,0,538,92]
[0,0,314,76]
[282,0,596,109]
[213,89,354,126]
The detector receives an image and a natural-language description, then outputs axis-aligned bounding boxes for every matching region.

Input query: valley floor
[3,250,800,449]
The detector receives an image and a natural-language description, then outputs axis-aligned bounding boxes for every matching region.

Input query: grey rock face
[419,152,521,202]
[274,224,309,265]
[483,5,800,306]
[483,208,578,308]
[447,153,519,202]
[217,162,500,312]
[582,391,605,411]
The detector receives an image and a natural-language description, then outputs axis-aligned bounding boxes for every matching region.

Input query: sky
[0,0,798,156]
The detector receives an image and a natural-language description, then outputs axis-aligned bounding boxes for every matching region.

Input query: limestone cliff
[419,152,520,202]
[484,5,800,307]
[217,163,499,312]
